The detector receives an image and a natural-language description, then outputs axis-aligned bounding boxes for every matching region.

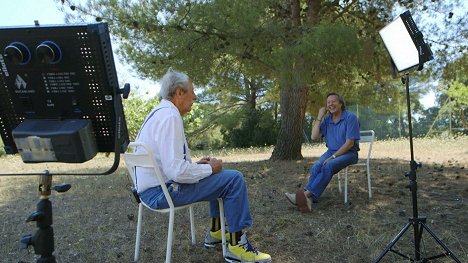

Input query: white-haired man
[134,68,271,263]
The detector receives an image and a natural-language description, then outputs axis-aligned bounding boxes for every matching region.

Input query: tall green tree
[59,0,467,159]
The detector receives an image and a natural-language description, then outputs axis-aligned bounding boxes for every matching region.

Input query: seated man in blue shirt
[285,92,360,212]
[135,68,271,262]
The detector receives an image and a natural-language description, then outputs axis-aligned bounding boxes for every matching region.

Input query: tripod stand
[374,73,461,263]
[19,171,71,263]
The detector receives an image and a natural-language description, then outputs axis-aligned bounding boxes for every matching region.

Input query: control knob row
[3,41,62,65]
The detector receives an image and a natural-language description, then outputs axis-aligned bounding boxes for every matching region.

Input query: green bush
[0,139,4,156]
[123,96,159,141]
[222,108,278,148]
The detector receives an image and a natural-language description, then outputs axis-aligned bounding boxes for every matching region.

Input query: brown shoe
[295,190,312,213]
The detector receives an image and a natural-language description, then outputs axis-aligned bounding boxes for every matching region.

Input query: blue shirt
[320,111,360,153]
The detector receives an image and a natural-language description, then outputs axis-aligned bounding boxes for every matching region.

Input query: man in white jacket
[135,68,271,263]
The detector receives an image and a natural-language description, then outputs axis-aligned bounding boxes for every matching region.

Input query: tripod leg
[420,222,461,263]
[374,222,412,263]
[414,218,421,261]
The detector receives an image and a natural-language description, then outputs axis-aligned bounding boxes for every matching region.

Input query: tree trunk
[271,81,308,160]
[449,108,452,135]
[246,78,257,110]
[274,102,278,123]
[398,103,402,137]
[270,0,318,160]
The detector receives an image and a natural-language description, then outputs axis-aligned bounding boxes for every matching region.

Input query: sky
[0,0,160,97]
[0,0,436,108]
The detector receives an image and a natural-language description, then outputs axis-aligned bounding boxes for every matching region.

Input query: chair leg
[218,198,227,257]
[165,210,175,263]
[367,164,372,198]
[189,205,196,245]
[134,203,143,262]
[344,167,349,204]
[337,172,342,193]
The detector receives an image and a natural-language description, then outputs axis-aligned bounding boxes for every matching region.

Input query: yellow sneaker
[204,227,229,248]
[225,234,271,262]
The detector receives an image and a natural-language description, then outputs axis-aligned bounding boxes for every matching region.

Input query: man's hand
[312,107,327,141]
[197,157,211,164]
[209,158,223,174]
[322,156,333,166]
[317,106,327,120]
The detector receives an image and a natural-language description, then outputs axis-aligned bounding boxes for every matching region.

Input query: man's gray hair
[158,68,190,100]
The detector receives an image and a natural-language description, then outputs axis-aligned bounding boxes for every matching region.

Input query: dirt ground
[0,137,466,262]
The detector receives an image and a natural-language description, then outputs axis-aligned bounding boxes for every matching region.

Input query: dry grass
[0,136,467,263]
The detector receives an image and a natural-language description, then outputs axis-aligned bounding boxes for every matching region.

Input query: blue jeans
[305,150,358,201]
[139,169,252,233]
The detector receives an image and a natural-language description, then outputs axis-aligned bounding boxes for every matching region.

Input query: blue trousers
[305,150,358,201]
[139,169,252,233]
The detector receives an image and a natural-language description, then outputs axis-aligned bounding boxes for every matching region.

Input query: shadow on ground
[0,157,466,263]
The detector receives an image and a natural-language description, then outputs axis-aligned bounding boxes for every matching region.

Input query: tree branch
[186,102,245,136]
[332,0,359,22]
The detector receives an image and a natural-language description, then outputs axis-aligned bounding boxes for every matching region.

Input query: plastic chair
[123,142,226,263]
[337,130,375,204]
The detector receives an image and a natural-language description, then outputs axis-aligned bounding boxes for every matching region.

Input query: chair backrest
[359,130,375,163]
[123,141,175,209]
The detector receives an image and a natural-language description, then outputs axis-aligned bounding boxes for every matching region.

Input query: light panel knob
[36,41,62,64]
[4,42,31,65]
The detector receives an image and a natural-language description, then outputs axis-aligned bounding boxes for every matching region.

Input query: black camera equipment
[375,11,460,262]
[0,22,130,262]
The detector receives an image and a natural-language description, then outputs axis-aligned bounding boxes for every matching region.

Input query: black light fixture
[374,11,461,263]
[379,10,433,73]
[0,22,130,263]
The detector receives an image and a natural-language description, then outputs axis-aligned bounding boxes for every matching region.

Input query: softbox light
[379,10,433,72]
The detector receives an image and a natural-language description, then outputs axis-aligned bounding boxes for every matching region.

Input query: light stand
[374,73,460,262]
[19,171,71,263]
[375,11,460,262]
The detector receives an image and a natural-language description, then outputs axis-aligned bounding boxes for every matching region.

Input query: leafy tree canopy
[58,0,467,158]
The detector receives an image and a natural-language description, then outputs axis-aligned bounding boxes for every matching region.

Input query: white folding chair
[337,130,375,204]
[123,142,226,263]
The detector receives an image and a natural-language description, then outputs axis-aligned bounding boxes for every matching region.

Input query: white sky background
[0,0,437,108]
